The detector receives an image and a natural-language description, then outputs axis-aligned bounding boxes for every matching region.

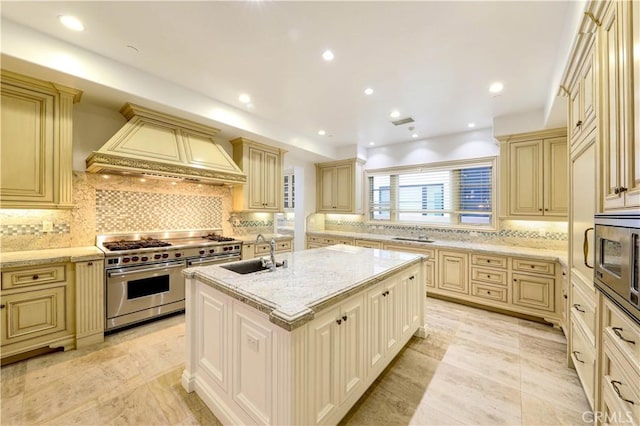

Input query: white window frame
[365,156,497,230]
[283,168,295,212]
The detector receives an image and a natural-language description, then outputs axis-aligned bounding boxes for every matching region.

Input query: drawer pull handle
[583,227,594,269]
[576,120,582,128]
[611,381,635,405]
[32,274,39,280]
[409,276,415,280]
[572,351,584,363]
[612,327,636,345]
[88,262,93,266]
[573,304,585,313]
[0,304,5,309]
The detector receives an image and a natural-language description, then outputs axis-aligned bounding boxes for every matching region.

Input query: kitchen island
[182,244,426,425]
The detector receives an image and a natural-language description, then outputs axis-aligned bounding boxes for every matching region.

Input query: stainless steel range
[97,230,241,331]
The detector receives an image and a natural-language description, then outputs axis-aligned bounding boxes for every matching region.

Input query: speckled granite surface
[307,231,568,268]
[184,245,424,330]
[0,246,104,269]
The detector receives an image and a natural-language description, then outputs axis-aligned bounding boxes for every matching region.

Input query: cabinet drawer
[471,254,507,269]
[570,318,596,409]
[255,240,291,254]
[471,267,507,286]
[603,299,640,372]
[602,345,640,424]
[512,258,555,276]
[471,283,508,304]
[0,286,67,346]
[307,236,352,246]
[355,240,382,249]
[570,282,596,341]
[2,265,66,290]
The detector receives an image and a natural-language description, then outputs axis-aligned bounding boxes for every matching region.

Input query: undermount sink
[391,237,434,243]
[221,259,270,274]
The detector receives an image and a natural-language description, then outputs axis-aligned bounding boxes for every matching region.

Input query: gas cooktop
[102,238,172,251]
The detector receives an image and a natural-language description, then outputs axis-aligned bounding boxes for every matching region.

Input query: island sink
[220,259,270,274]
[392,236,434,243]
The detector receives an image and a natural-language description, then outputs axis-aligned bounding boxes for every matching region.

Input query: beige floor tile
[519,333,568,366]
[1,361,26,400]
[518,319,567,344]
[441,335,521,389]
[409,398,466,425]
[456,321,520,355]
[421,361,523,425]
[94,383,170,425]
[406,331,454,361]
[127,329,185,381]
[521,391,592,425]
[340,384,419,425]
[375,347,440,404]
[0,394,24,426]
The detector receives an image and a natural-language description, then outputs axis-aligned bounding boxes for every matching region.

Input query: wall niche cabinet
[231,137,285,212]
[316,158,365,214]
[497,128,568,220]
[0,70,82,209]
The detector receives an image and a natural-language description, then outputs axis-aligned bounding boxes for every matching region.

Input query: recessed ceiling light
[390,110,400,118]
[489,81,504,94]
[318,130,326,136]
[58,15,84,31]
[238,94,251,104]
[369,142,375,146]
[364,88,374,96]
[322,50,334,61]
[412,133,419,138]
[468,122,476,128]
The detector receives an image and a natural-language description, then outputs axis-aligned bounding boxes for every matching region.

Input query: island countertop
[184,244,425,330]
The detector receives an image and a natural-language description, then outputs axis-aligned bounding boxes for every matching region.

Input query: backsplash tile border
[0,223,70,236]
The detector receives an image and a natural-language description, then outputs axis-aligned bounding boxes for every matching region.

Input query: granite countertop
[0,246,105,269]
[235,233,294,243]
[184,244,424,331]
[306,230,568,267]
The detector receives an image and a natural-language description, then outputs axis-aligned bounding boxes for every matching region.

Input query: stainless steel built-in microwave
[594,214,640,323]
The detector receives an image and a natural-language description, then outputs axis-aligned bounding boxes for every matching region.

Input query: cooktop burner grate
[103,239,172,251]
[202,234,236,242]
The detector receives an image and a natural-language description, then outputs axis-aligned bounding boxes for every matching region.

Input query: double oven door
[106,260,185,330]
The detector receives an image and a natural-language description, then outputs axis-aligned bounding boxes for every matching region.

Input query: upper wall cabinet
[498,128,568,220]
[0,70,82,209]
[231,137,285,212]
[316,158,364,214]
[568,36,597,148]
[599,0,640,211]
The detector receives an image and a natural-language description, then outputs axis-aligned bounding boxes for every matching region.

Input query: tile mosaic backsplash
[229,212,275,236]
[95,189,223,233]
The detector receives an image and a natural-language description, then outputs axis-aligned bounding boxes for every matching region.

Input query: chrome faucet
[256,234,279,271]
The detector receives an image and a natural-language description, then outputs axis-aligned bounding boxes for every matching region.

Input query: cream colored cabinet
[354,239,382,249]
[571,317,597,409]
[511,266,555,313]
[437,250,469,295]
[568,37,598,146]
[242,239,292,260]
[306,235,354,249]
[74,260,105,348]
[599,298,640,425]
[0,263,75,360]
[309,293,365,425]
[231,137,285,212]
[498,128,568,219]
[470,253,508,306]
[600,0,640,211]
[316,159,364,214]
[0,70,81,209]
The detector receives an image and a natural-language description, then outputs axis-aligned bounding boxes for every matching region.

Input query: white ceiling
[1,1,574,154]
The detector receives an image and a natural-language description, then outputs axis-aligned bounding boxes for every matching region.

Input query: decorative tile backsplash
[95,189,223,233]
[229,212,275,235]
[1,222,70,236]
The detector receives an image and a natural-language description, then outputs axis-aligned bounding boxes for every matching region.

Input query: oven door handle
[186,254,240,266]
[107,262,184,278]
[583,227,594,269]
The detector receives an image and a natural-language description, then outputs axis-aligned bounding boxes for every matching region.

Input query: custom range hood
[86,103,246,185]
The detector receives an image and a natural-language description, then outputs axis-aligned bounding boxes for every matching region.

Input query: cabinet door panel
[0,87,54,203]
[248,147,266,209]
[628,0,640,208]
[339,296,364,402]
[384,280,400,354]
[334,164,353,211]
[319,167,335,211]
[512,273,554,312]
[262,151,279,210]
[1,286,66,345]
[199,288,229,391]
[544,137,568,215]
[509,140,543,215]
[309,307,339,425]
[365,284,385,374]
[437,251,469,294]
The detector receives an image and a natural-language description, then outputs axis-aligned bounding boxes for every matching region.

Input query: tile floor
[0,297,591,425]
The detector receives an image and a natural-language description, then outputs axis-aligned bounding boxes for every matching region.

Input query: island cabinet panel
[198,288,229,393]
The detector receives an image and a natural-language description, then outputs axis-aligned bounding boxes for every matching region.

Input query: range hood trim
[86,103,247,185]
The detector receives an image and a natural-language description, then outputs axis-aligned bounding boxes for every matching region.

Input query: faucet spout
[256,233,266,244]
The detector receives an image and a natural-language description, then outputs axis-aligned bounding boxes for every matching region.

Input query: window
[283,170,295,210]
[367,158,496,228]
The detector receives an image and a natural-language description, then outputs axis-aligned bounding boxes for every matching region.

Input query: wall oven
[594,214,640,323]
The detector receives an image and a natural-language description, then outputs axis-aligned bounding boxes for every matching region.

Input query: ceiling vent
[391,117,415,126]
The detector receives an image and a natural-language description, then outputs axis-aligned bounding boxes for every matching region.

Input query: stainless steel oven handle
[187,254,241,266]
[583,227,594,269]
[107,262,185,278]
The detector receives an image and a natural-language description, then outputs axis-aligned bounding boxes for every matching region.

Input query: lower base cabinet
[183,263,424,425]
[242,239,292,260]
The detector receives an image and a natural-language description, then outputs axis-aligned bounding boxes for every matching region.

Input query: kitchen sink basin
[221,259,270,274]
[391,237,434,243]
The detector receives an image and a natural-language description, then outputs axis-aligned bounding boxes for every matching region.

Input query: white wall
[364,128,498,170]
[72,102,126,171]
[492,109,546,138]
[284,152,317,250]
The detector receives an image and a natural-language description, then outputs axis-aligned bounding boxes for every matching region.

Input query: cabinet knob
[544,208,549,211]
[538,209,543,211]
[409,276,415,280]
[32,274,39,280]
[336,319,342,325]
[88,262,93,266]
[575,120,582,128]
[0,304,5,309]
[342,315,348,322]
[513,278,517,282]
[619,186,628,193]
